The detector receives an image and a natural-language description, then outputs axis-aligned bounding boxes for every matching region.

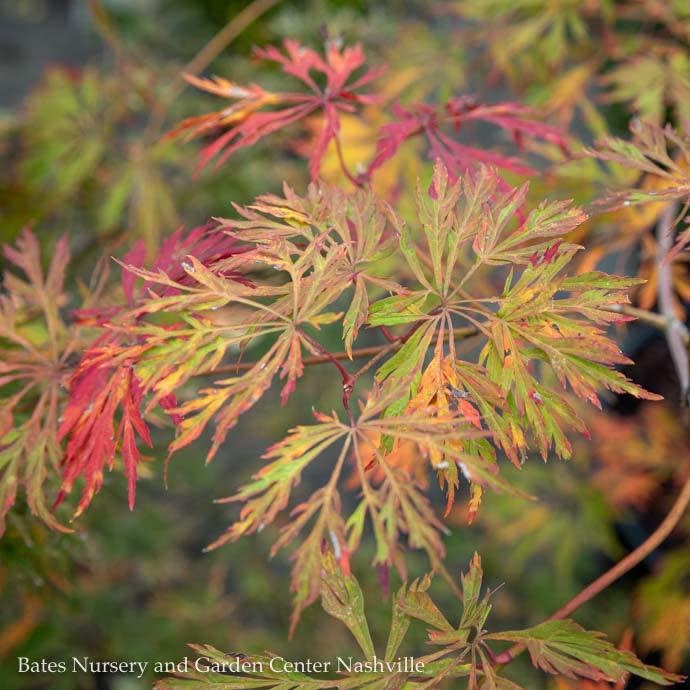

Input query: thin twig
[301,332,355,412]
[333,134,363,188]
[494,475,690,665]
[146,0,282,137]
[207,343,390,375]
[552,476,690,620]
[185,0,281,80]
[606,303,690,343]
[196,326,479,378]
[352,341,398,378]
[657,200,689,403]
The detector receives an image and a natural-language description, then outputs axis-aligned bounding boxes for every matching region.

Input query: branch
[196,326,479,378]
[184,0,281,78]
[301,332,355,412]
[606,303,690,342]
[492,201,690,667]
[494,474,690,665]
[145,0,281,137]
[552,476,690,619]
[657,201,690,403]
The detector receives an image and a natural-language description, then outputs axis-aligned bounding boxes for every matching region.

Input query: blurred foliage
[1,1,690,690]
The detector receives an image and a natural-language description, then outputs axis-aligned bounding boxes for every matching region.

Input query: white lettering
[17,658,66,673]
[155,659,189,673]
[134,661,149,679]
[195,656,211,672]
[73,657,89,673]
[337,656,353,672]
[269,656,286,673]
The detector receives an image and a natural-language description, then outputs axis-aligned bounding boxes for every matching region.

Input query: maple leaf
[587,121,690,257]
[488,620,681,685]
[56,360,152,515]
[55,226,249,514]
[57,204,363,514]
[403,555,681,687]
[155,644,327,690]
[170,39,384,180]
[57,181,403,515]
[0,230,76,534]
[320,551,376,659]
[215,180,403,357]
[588,121,690,207]
[368,160,654,465]
[158,553,682,689]
[368,98,567,182]
[602,51,690,127]
[203,377,494,629]
[160,238,351,460]
[60,255,307,507]
[480,251,662,459]
[120,223,251,305]
[205,413,352,632]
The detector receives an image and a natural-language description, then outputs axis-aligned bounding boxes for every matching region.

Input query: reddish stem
[301,333,355,411]
[493,476,690,665]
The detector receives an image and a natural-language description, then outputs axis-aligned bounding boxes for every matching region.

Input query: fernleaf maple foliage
[156,553,681,689]
[367,98,568,181]
[589,120,690,257]
[0,231,93,534]
[170,39,384,180]
[172,38,568,185]
[4,10,690,686]
[14,156,652,630]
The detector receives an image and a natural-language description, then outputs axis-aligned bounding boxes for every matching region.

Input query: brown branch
[208,343,388,375]
[183,0,281,79]
[352,341,398,379]
[196,326,479,378]
[552,476,690,619]
[494,475,690,665]
[145,0,281,137]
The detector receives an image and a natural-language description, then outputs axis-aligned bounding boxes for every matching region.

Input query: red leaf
[57,359,153,516]
[458,399,482,429]
[171,40,383,180]
[368,97,566,180]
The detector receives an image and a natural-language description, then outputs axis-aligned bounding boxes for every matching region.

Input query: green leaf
[487,619,684,685]
[458,552,492,638]
[396,574,454,633]
[368,292,429,327]
[384,587,411,662]
[375,323,434,383]
[321,553,376,659]
[343,278,369,357]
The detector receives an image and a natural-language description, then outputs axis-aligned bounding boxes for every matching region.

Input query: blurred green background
[1,2,689,689]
